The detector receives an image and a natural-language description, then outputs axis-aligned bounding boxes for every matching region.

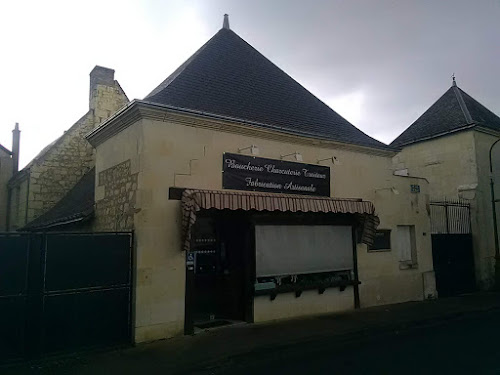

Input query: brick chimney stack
[12,122,20,174]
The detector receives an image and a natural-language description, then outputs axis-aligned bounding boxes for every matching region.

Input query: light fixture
[238,145,259,155]
[280,152,303,161]
[317,156,341,165]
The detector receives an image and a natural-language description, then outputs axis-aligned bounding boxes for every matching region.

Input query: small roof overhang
[181,189,379,251]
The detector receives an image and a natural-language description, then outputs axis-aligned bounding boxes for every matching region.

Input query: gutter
[394,123,477,148]
[22,210,94,232]
[86,100,395,155]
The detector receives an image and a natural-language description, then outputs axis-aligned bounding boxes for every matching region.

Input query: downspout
[488,138,500,289]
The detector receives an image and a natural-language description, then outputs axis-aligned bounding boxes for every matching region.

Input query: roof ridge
[452,85,473,124]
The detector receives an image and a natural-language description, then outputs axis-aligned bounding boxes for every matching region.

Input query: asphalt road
[189,310,500,375]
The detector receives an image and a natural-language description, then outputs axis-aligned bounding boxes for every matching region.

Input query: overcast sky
[1,0,499,168]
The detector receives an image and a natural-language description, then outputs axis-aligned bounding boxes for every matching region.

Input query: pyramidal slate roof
[145,25,390,151]
[391,81,500,147]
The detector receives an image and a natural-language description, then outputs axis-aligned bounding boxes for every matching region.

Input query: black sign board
[222,153,330,196]
[369,230,392,251]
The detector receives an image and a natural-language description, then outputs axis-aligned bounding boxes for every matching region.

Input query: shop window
[368,229,391,252]
[396,225,418,269]
[255,225,353,277]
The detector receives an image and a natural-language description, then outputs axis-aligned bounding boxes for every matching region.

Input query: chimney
[89,65,115,109]
[12,122,20,174]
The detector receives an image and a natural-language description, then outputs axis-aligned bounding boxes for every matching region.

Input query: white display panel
[255,225,353,277]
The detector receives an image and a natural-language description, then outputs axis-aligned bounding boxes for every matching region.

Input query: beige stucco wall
[395,130,496,288]
[93,111,435,343]
[254,287,355,322]
[393,131,477,199]
[472,131,500,287]
[0,150,13,231]
[359,176,433,306]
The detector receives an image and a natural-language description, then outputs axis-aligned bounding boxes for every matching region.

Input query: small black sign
[369,230,391,251]
[222,153,331,196]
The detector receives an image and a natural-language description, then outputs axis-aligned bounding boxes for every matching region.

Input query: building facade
[392,79,500,289]
[85,20,436,343]
[0,129,17,231]
[6,66,128,231]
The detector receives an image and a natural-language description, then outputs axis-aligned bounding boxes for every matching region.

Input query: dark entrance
[187,212,253,332]
[0,232,133,362]
[430,200,476,297]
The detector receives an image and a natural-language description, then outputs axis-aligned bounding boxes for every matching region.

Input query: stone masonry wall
[25,81,128,223]
[94,160,138,231]
[0,150,13,230]
[91,83,129,126]
[28,114,95,221]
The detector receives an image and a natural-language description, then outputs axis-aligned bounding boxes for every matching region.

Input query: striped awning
[181,189,379,251]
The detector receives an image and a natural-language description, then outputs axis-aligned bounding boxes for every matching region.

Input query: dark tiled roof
[145,28,390,151]
[23,168,95,230]
[391,85,500,147]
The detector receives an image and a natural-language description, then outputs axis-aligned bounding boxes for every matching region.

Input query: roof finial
[223,14,230,30]
[452,73,457,87]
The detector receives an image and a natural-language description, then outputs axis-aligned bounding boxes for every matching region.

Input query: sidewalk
[5,292,500,375]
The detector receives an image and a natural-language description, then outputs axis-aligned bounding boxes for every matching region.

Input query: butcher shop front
[178,151,379,333]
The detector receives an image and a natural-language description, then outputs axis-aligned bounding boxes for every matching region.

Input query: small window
[396,225,418,269]
[369,229,391,252]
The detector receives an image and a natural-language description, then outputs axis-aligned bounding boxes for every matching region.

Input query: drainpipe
[488,138,500,289]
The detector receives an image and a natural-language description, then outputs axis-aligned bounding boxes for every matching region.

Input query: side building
[0,126,19,231]
[6,66,128,231]
[392,78,500,290]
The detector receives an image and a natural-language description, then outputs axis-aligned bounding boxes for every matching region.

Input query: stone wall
[22,73,128,223]
[0,149,13,230]
[93,159,138,231]
[91,83,128,126]
[8,176,29,230]
[27,114,95,221]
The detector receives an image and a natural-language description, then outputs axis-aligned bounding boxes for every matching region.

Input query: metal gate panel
[432,234,476,297]
[0,234,30,362]
[44,234,131,291]
[0,232,133,362]
[41,233,133,355]
[42,288,131,354]
[430,200,471,234]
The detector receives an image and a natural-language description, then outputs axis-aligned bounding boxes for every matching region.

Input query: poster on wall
[222,152,330,196]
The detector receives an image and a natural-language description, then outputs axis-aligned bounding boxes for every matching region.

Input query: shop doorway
[187,212,253,332]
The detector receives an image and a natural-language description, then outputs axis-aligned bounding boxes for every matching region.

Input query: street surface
[3,294,500,375]
[190,310,500,375]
